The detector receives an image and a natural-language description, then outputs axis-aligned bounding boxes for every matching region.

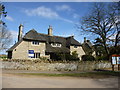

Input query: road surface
[2,70,119,88]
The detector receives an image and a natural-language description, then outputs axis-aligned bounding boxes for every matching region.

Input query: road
[2,70,119,88]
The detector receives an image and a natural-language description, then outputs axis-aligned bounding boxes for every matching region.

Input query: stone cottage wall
[70,46,85,60]
[12,40,46,59]
[12,41,28,59]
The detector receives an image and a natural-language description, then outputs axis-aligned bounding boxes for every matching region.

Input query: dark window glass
[34,53,40,58]
[32,41,39,45]
[74,46,78,48]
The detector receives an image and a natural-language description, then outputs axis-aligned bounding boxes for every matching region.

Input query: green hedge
[52,51,79,61]
[81,55,95,61]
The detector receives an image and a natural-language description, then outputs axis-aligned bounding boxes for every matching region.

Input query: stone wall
[2,59,112,71]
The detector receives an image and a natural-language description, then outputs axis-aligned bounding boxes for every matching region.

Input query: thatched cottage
[7,24,88,60]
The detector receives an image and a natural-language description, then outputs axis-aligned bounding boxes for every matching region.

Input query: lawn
[17,71,120,78]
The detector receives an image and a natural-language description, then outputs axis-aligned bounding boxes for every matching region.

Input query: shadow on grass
[93,69,120,77]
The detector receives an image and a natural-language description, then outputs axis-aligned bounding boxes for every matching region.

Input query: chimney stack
[18,24,23,41]
[48,25,53,36]
[84,37,87,43]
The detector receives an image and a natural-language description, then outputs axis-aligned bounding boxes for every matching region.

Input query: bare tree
[78,2,119,58]
[0,3,12,51]
[108,2,120,47]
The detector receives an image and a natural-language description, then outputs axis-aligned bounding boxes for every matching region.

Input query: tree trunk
[114,31,120,47]
[103,39,109,59]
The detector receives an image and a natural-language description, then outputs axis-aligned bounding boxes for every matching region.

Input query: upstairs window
[32,41,39,45]
[74,45,78,48]
[57,43,61,47]
[51,43,61,47]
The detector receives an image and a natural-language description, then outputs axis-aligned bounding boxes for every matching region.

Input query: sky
[3,2,93,43]
[1,1,116,54]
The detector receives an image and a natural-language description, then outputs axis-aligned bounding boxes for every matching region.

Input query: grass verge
[16,71,119,78]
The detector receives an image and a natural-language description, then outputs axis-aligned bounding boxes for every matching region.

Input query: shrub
[65,51,79,61]
[95,55,109,61]
[70,51,79,61]
[52,51,79,61]
[82,55,95,61]
[39,57,48,60]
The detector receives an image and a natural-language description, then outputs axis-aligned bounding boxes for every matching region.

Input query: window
[57,43,61,47]
[34,53,40,58]
[28,50,40,58]
[28,50,34,58]
[32,41,39,45]
[74,46,78,48]
[51,43,61,47]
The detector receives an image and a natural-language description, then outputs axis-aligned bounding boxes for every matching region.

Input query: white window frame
[51,43,61,47]
[32,41,40,45]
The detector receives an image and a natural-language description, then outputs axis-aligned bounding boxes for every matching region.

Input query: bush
[39,57,48,60]
[65,54,79,61]
[70,51,79,61]
[0,55,7,59]
[82,55,95,61]
[95,55,108,61]
[51,51,79,61]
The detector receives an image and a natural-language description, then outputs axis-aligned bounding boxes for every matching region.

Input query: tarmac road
[2,70,119,88]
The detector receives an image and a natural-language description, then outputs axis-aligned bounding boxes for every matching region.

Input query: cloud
[10,30,18,39]
[24,6,75,24]
[73,13,79,19]
[59,17,74,24]
[24,6,59,19]
[5,16,14,21]
[56,5,73,11]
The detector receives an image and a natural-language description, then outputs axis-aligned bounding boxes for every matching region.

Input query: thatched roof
[66,36,81,46]
[46,43,70,53]
[23,29,81,45]
[82,40,94,55]
[7,29,81,53]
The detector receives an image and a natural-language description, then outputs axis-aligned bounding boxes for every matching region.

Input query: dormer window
[74,45,78,48]
[32,41,39,45]
[51,43,61,47]
[57,43,61,47]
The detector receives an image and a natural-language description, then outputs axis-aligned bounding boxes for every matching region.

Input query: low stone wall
[78,61,112,71]
[1,59,112,71]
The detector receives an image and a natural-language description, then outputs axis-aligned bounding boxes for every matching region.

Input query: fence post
[118,65,120,71]
[112,65,114,71]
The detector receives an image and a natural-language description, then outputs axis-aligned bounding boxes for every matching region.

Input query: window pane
[32,41,39,45]
[74,46,77,48]
[37,42,39,45]
[32,41,34,44]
